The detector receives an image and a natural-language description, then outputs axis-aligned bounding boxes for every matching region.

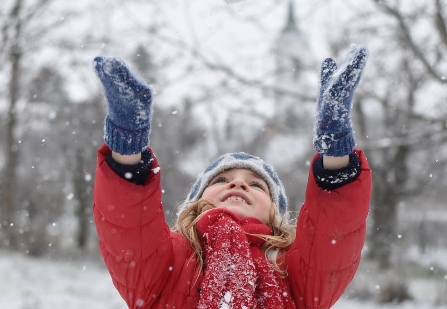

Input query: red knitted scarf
[196,208,296,309]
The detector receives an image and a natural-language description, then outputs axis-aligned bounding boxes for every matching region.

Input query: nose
[228,178,248,191]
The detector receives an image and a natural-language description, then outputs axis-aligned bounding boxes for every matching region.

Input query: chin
[221,206,248,220]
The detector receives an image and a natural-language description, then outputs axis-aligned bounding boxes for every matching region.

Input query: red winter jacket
[93,144,371,309]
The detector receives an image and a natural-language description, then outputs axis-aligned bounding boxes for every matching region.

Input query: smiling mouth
[224,196,247,204]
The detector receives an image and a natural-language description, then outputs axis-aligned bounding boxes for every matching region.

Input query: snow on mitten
[313,44,368,157]
[93,56,153,155]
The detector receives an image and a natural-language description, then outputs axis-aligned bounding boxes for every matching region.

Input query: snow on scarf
[196,208,296,309]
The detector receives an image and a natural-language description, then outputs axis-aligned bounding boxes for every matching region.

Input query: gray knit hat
[180,152,288,221]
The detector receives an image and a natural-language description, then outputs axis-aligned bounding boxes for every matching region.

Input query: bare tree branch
[362,128,447,150]
[21,0,52,23]
[153,32,315,103]
[435,0,447,48]
[372,0,447,84]
[0,0,23,65]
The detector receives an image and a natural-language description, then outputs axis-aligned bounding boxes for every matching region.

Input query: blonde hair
[172,199,296,277]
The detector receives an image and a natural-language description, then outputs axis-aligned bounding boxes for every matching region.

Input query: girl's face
[201,168,272,223]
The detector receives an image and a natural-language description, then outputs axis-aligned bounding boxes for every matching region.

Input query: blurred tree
[0,0,164,254]
[330,0,447,269]
[16,66,71,255]
[64,99,103,251]
[0,0,85,251]
[0,0,24,249]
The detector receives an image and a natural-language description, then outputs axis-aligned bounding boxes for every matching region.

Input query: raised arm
[287,44,371,309]
[92,57,173,308]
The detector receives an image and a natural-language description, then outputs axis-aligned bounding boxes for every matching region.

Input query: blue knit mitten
[313,44,368,156]
[93,56,153,155]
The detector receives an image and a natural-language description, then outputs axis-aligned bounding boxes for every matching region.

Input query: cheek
[201,187,219,202]
[255,193,272,221]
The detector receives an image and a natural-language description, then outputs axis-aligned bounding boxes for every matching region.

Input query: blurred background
[0,0,446,307]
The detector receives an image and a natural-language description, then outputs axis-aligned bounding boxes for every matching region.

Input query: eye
[250,181,266,191]
[211,176,228,184]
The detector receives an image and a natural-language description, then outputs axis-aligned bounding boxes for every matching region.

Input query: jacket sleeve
[286,148,372,309]
[93,143,174,308]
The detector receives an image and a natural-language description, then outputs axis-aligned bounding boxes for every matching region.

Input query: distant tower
[274,0,313,131]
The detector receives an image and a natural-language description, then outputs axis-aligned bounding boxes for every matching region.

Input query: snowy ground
[1,252,446,309]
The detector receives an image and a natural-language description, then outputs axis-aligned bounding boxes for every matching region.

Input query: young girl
[92,44,371,309]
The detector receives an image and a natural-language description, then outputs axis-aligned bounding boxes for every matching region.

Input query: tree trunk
[368,145,409,269]
[369,172,398,269]
[73,150,90,250]
[1,0,23,250]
